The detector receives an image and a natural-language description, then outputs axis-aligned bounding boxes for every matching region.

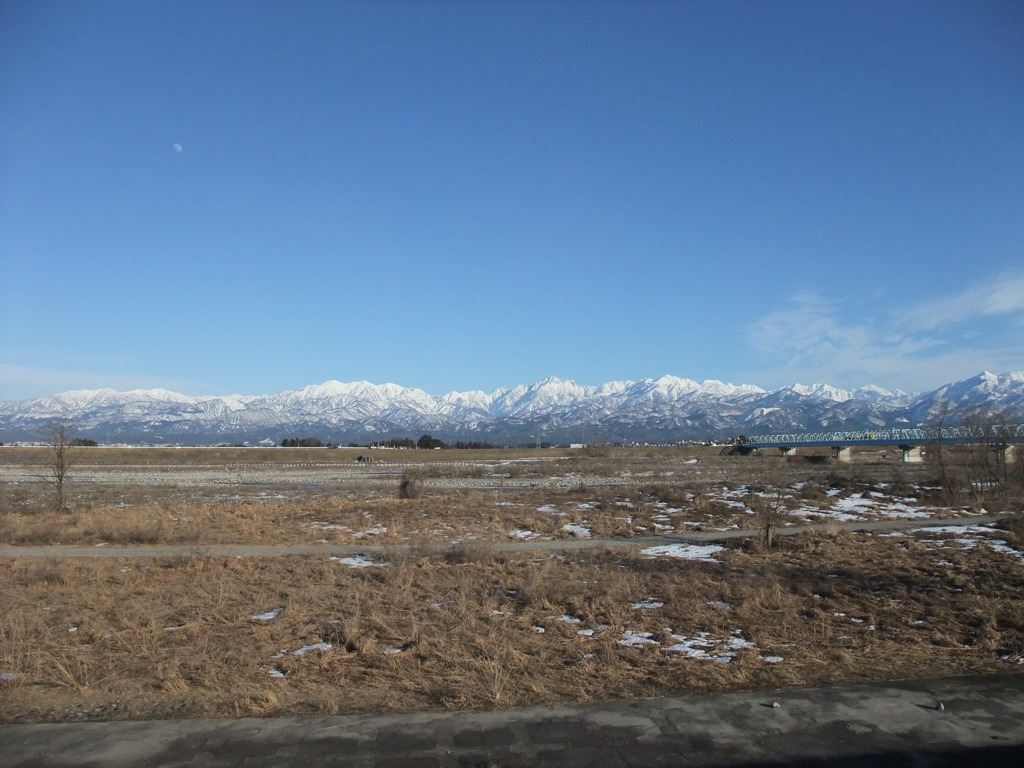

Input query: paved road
[0,514,1005,559]
[2,675,1023,767]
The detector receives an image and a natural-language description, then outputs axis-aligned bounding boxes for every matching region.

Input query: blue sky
[2,0,1023,401]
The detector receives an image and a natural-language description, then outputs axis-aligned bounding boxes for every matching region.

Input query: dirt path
[3,674,1023,767]
[0,514,1004,559]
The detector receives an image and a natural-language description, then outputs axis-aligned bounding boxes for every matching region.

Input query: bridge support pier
[779,446,793,457]
[899,445,923,463]
[999,445,1016,464]
[834,446,853,463]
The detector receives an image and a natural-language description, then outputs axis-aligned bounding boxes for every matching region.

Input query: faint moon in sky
[172,143,183,152]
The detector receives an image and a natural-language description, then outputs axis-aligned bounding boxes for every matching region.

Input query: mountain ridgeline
[1,372,1023,446]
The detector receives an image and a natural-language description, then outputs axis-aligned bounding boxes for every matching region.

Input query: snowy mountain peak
[791,383,854,402]
[699,379,765,396]
[851,384,907,402]
[294,380,375,398]
[1,372,1021,445]
[929,370,1024,403]
[529,376,589,393]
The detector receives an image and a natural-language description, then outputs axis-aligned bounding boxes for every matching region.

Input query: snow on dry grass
[2,523,1023,724]
[2,447,1022,723]
[3,480,956,548]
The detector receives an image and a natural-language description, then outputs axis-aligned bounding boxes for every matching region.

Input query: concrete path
[2,675,1023,767]
[0,514,1005,559]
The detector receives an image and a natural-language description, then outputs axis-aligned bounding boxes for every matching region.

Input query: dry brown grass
[3,445,1022,723]
[1,528,1022,724]
[0,484,768,547]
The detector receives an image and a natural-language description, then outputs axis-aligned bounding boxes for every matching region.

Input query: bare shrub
[398,471,422,499]
[440,539,496,565]
[996,514,1024,548]
[40,417,79,513]
[747,493,791,550]
[688,484,712,514]
[637,484,690,508]
[798,482,827,503]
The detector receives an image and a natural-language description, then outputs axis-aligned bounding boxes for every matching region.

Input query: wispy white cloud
[896,271,1024,331]
[745,272,1024,392]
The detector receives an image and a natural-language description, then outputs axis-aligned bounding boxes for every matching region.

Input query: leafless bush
[440,539,497,565]
[398,470,422,499]
[637,484,689,508]
[747,493,791,550]
[885,467,914,497]
[996,514,1024,548]
[798,482,827,502]
[40,417,78,513]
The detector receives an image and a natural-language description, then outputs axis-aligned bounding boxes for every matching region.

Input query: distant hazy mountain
[1,372,1022,445]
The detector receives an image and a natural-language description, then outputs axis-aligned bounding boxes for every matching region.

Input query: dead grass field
[0,444,984,547]
[1,446,1022,723]
[2,532,1022,724]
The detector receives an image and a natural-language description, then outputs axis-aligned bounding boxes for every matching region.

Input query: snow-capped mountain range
[1,372,1022,445]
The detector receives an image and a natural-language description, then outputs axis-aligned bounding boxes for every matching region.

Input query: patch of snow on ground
[293,643,332,655]
[251,608,283,621]
[876,502,930,518]
[799,509,864,522]
[913,525,996,535]
[563,523,592,537]
[510,529,540,539]
[931,533,1024,560]
[619,631,658,646]
[988,540,1024,562]
[353,526,387,537]
[641,543,724,561]
[329,555,383,568]
[662,629,755,662]
[833,494,874,513]
[633,599,664,610]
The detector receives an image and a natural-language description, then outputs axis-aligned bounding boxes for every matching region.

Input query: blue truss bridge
[734,425,1024,462]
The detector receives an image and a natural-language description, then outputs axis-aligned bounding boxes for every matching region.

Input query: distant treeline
[280,434,499,450]
[280,437,334,448]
